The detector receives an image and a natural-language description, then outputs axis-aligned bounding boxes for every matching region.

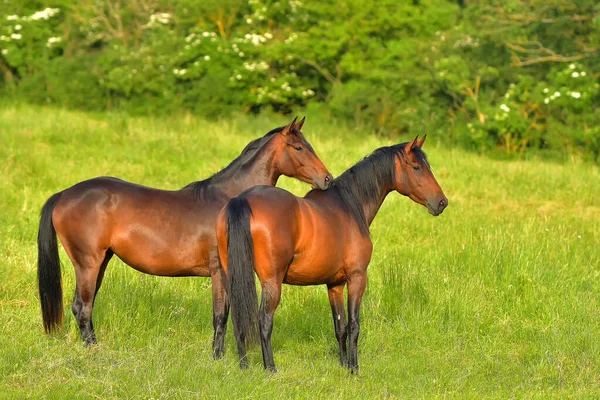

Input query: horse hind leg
[71,249,113,345]
[258,280,282,372]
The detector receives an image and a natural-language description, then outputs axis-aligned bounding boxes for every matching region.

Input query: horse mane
[331,143,429,236]
[182,126,285,196]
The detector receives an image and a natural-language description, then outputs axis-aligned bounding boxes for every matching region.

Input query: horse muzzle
[427,196,448,216]
[312,174,333,190]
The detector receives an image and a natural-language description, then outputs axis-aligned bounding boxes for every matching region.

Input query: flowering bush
[1,0,600,161]
[0,8,64,85]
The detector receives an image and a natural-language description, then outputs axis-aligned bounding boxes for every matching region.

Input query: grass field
[1,104,599,399]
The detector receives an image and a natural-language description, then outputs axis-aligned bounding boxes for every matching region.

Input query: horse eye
[294,145,303,151]
[413,165,421,171]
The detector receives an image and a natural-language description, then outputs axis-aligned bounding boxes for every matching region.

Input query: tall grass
[1,105,599,398]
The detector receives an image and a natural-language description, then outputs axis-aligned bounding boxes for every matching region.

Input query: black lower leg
[327,284,348,367]
[259,312,276,372]
[211,267,229,360]
[212,305,229,360]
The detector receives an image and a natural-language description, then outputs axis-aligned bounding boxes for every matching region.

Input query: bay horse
[215,135,447,372]
[37,117,333,355]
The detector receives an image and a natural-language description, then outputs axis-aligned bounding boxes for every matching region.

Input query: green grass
[1,104,599,399]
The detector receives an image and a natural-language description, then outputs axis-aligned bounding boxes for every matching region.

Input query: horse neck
[214,139,280,198]
[361,184,393,227]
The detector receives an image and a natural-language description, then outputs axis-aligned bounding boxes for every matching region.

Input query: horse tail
[37,192,64,333]
[226,196,259,344]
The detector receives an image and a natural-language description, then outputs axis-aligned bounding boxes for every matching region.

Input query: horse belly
[283,250,345,286]
[111,229,213,277]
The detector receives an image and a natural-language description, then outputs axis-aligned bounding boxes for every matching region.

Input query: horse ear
[281,117,298,136]
[405,135,419,154]
[296,116,306,131]
[416,134,427,148]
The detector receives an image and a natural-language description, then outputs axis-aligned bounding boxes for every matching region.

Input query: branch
[505,40,599,67]
[296,57,340,85]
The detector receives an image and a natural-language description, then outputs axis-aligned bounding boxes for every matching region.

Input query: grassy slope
[1,105,599,399]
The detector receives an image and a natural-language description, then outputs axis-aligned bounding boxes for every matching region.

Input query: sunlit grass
[1,105,599,398]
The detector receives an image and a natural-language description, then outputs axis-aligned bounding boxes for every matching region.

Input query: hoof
[83,337,97,346]
[213,349,224,361]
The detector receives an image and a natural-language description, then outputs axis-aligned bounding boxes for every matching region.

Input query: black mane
[182,126,285,195]
[331,143,429,236]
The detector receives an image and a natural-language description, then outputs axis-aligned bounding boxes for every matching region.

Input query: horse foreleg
[211,256,229,360]
[346,272,367,373]
[327,283,348,367]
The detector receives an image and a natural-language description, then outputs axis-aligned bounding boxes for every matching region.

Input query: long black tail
[37,192,63,333]
[226,196,259,344]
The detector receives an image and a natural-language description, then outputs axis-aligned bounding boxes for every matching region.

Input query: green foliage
[1,0,599,161]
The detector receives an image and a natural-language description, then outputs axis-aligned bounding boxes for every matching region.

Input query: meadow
[1,105,599,399]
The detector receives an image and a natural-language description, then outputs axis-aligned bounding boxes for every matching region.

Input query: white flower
[152,13,170,24]
[499,104,510,113]
[570,92,581,99]
[7,15,19,21]
[180,68,187,75]
[264,32,273,39]
[0,36,8,41]
[15,25,21,30]
[246,18,253,24]
[569,64,576,69]
[238,52,244,57]
[10,33,21,40]
[554,91,561,97]
[571,71,580,78]
[203,55,210,61]
[544,98,549,104]
[202,32,210,37]
[31,8,60,20]
[185,34,195,43]
[581,71,587,77]
[504,93,510,99]
[236,74,242,80]
[1,49,8,55]
[543,88,549,93]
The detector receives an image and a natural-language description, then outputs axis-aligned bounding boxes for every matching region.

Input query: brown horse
[216,135,447,372]
[37,117,333,355]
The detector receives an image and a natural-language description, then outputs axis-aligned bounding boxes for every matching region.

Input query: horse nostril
[325,175,330,182]
[439,198,447,208]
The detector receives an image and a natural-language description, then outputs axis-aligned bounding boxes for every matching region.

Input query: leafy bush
[1,0,599,162]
